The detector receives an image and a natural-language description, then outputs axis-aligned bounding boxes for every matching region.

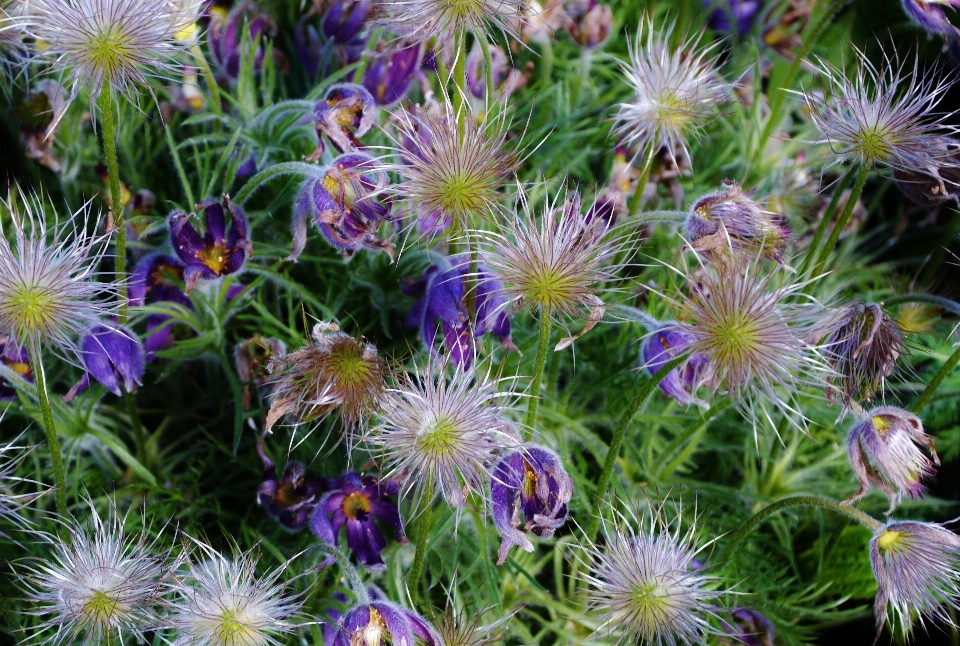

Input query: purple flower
[323,0,371,45]
[705,0,761,36]
[361,42,423,106]
[256,441,331,531]
[209,3,274,81]
[719,608,775,646]
[902,0,960,38]
[169,196,253,293]
[0,335,31,400]
[293,153,393,259]
[491,446,573,565]
[129,253,192,358]
[641,325,710,407]
[81,325,145,396]
[328,601,439,646]
[844,406,940,513]
[311,83,377,156]
[310,471,405,570]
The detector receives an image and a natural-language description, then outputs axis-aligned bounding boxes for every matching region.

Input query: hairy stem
[720,495,881,562]
[97,86,128,324]
[910,345,960,414]
[316,544,370,604]
[587,355,686,540]
[812,164,868,276]
[525,311,553,430]
[798,166,854,277]
[409,482,435,604]
[626,145,657,217]
[29,346,67,516]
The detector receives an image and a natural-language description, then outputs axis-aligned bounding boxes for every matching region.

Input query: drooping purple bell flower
[491,446,573,565]
[641,324,710,407]
[209,3,275,81]
[169,196,253,293]
[362,42,423,106]
[328,601,439,646]
[310,471,405,570]
[719,608,775,646]
[705,0,762,36]
[66,325,146,399]
[902,0,960,38]
[0,335,31,400]
[310,83,377,157]
[292,153,394,259]
[256,440,332,531]
[130,253,193,358]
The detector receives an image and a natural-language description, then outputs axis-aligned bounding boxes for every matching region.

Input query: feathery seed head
[373,0,529,43]
[168,544,300,646]
[582,506,729,646]
[802,47,959,174]
[20,501,172,645]
[870,520,960,641]
[367,362,520,507]
[0,192,118,359]
[845,406,939,513]
[386,101,516,234]
[23,0,201,104]
[266,321,388,440]
[613,19,731,164]
[818,301,905,405]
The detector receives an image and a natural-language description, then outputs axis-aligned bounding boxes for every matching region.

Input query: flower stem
[524,310,553,431]
[191,43,222,117]
[797,164,855,277]
[587,355,686,540]
[720,495,881,562]
[316,544,370,604]
[626,145,657,217]
[29,346,67,516]
[164,121,196,208]
[910,344,960,415]
[811,164,868,276]
[97,86,128,324]
[571,48,592,106]
[409,482,435,604]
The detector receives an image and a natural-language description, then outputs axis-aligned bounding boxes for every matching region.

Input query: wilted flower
[208,2,274,82]
[385,101,516,234]
[265,321,388,438]
[129,252,192,357]
[169,196,252,293]
[640,324,710,408]
[362,41,423,105]
[65,324,146,400]
[236,335,287,409]
[802,47,959,175]
[256,440,331,531]
[613,20,731,164]
[718,608,774,646]
[902,0,960,39]
[582,506,728,645]
[0,334,31,399]
[0,192,117,361]
[367,363,520,507]
[311,83,378,156]
[490,445,572,565]
[168,542,300,646]
[19,80,67,172]
[328,600,439,646]
[685,180,790,263]
[844,406,939,513]
[20,501,172,645]
[818,301,905,404]
[374,0,528,43]
[311,471,404,569]
[869,520,960,640]
[894,135,960,205]
[22,0,201,104]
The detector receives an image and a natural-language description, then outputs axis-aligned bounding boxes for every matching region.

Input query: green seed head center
[8,282,57,336]
[82,589,123,628]
[216,608,260,646]
[87,25,135,75]
[416,414,460,455]
[855,127,894,163]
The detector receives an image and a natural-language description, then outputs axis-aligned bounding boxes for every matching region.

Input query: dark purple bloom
[311,83,377,157]
[169,196,253,293]
[362,42,423,106]
[322,0,371,44]
[310,471,404,570]
[641,324,710,407]
[321,588,386,646]
[902,0,960,38]
[256,440,331,531]
[0,335,31,400]
[130,253,192,358]
[209,3,274,81]
[491,446,573,565]
[328,601,439,646]
[294,153,393,259]
[705,0,761,36]
[80,325,145,396]
[719,608,775,646]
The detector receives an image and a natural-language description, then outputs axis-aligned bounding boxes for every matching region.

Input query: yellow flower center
[8,282,57,336]
[871,415,891,436]
[342,491,372,520]
[854,127,894,163]
[215,608,262,646]
[876,529,906,553]
[198,243,229,274]
[416,413,460,456]
[82,589,122,628]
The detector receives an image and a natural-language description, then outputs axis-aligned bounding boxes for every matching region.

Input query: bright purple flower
[209,3,274,81]
[362,42,423,106]
[491,446,573,565]
[641,325,710,407]
[719,608,775,646]
[169,196,253,293]
[311,83,377,156]
[902,0,960,38]
[129,253,192,358]
[705,0,761,36]
[0,335,31,400]
[65,324,146,400]
[310,471,404,570]
[328,601,439,646]
[256,440,331,531]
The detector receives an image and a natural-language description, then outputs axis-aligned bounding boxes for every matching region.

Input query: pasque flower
[870,520,960,640]
[256,440,331,531]
[311,471,405,569]
[640,325,710,408]
[311,83,378,156]
[490,446,572,565]
[65,324,146,399]
[169,196,253,293]
[373,0,529,43]
[328,599,439,646]
[901,0,960,39]
[844,406,939,513]
[362,41,423,106]
[208,2,274,82]
[129,252,192,357]
[0,334,32,400]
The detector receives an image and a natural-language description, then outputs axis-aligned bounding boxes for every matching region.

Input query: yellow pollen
[198,243,229,274]
[11,362,30,376]
[871,415,891,435]
[877,529,906,553]
[342,491,372,520]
